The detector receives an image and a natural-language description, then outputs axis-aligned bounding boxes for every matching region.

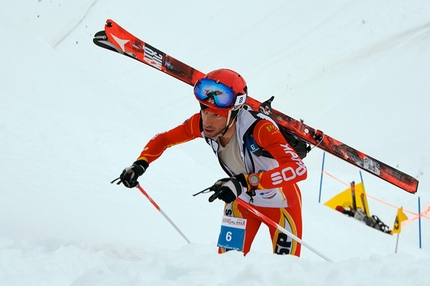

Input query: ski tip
[92,30,123,54]
[105,19,115,28]
[93,30,106,38]
[93,30,107,45]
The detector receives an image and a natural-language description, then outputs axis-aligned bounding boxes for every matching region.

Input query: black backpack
[243,102,310,160]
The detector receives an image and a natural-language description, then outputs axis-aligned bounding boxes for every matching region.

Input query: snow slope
[1,0,430,285]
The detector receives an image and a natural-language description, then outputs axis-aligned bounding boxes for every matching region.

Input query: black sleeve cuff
[234,173,248,189]
[133,159,149,170]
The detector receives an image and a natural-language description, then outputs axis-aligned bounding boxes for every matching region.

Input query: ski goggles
[193,78,236,108]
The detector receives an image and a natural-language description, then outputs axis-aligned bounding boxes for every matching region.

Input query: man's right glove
[209,177,243,204]
[112,160,148,188]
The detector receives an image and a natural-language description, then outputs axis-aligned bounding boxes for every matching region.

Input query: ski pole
[235,198,333,262]
[136,184,191,244]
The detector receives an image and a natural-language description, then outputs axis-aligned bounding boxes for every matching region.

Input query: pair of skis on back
[93,19,418,195]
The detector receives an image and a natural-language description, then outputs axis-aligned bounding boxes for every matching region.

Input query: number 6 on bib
[217,216,247,251]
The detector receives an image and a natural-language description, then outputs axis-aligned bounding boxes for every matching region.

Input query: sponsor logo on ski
[363,157,381,175]
[143,44,163,70]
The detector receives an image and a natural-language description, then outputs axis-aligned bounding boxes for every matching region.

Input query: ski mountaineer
[115,68,307,256]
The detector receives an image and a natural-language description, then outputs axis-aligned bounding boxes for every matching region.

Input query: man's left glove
[112,160,148,188]
[209,177,243,203]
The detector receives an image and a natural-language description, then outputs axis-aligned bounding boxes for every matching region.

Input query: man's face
[201,109,228,138]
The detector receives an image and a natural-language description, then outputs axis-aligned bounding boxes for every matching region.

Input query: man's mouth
[204,126,214,133]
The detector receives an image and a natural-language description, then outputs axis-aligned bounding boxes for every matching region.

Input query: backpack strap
[243,109,309,159]
[243,114,275,158]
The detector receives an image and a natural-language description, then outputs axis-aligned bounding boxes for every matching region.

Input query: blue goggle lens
[193,78,235,108]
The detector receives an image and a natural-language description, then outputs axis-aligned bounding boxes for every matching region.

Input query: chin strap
[221,118,236,136]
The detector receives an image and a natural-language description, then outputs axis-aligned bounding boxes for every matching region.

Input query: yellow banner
[391,207,408,234]
[324,182,370,216]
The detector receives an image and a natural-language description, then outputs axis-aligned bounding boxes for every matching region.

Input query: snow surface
[1,0,430,285]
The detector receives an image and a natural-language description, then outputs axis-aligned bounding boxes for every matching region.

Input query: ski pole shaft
[236,198,333,262]
[136,184,191,244]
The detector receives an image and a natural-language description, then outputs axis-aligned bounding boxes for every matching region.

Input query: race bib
[217,216,247,251]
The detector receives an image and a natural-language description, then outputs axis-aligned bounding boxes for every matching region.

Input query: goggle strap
[234,94,247,108]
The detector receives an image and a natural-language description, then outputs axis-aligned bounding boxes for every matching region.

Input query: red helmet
[194,69,248,114]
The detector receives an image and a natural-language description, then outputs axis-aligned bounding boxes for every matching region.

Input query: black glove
[112,160,148,188]
[209,177,243,203]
